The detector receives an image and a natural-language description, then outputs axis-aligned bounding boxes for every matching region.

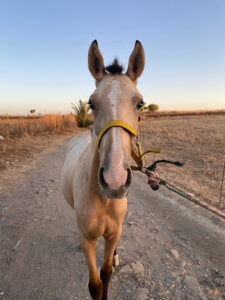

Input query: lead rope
[131,123,225,220]
[142,168,225,220]
[133,150,225,220]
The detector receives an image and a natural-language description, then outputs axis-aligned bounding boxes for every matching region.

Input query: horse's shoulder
[66,131,92,154]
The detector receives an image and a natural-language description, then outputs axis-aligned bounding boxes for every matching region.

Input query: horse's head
[88,40,145,199]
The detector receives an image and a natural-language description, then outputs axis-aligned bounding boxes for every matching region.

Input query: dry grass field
[139,115,225,207]
[0,114,78,170]
[0,112,224,208]
[142,109,225,118]
[0,114,76,138]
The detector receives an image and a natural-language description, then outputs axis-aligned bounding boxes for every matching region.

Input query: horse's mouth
[98,168,132,199]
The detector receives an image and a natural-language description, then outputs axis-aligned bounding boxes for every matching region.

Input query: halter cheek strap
[97,120,162,170]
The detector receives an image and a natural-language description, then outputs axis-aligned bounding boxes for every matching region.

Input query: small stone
[48,178,55,182]
[214,288,219,296]
[171,271,182,282]
[214,278,225,287]
[176,276,182,283]
[217,270,225,278]
[118,244,125,250]
[171,249,179,259]
[119,264,132,274]
[127,221,136,227]
[136,288,148,300]
[208,288,219,297]
[130,261,145,275]
[183,276,206,300]
[171,271,179,278]
[203,278,216,290]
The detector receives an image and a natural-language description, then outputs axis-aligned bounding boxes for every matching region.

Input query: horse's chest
[88,215,117,239]
[77,212,119,240]
[103,216,118,239]
[76,199,127,240]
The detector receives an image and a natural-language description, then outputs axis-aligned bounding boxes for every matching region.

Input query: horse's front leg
[79,232,103,300]
[100,225,122,300]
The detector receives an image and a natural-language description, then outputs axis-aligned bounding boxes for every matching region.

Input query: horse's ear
[88,40,105,81]
[126,40,145,81]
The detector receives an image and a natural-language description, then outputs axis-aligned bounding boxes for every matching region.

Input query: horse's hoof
[113,254,119,267]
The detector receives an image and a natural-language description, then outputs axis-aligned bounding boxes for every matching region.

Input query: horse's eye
[137,101,144,110]
[88,100,95,111]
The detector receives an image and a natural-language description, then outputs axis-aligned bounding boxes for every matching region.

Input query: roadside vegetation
[148,104,159,112]
[0,99,94,139]
[0,114,76,138]
[71,100,93,128]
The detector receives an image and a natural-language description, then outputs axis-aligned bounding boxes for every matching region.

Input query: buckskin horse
[61,40,145,300]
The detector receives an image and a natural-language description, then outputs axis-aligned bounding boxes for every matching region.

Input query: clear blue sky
[0,0,225,114]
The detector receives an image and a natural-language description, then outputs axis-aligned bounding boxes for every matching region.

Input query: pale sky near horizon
[0,0,225,114]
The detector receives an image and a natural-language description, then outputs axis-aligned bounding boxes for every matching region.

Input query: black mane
[105,58,124,75]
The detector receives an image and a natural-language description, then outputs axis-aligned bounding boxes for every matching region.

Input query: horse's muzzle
[98,168,132,199]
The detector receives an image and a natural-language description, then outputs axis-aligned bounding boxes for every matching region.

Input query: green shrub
[71,100,93,128]
[148,104,159,112]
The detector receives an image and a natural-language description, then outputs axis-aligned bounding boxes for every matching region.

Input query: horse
[61,40,145,300]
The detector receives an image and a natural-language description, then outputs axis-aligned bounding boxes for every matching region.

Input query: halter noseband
[97,120,137,149]
[96,120,162,170]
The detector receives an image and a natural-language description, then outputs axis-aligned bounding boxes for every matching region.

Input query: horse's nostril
[98,167,132,199]
[99,167,132,191]
[99,168,108,188]
[126,168,132,187]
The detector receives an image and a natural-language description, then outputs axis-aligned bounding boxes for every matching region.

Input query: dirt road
[0,134,225,300]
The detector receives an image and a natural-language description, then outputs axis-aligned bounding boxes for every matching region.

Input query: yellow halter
[97,120,162,170]
[97,120,136,148]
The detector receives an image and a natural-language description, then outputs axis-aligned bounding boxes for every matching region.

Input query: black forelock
[105,58,124,75]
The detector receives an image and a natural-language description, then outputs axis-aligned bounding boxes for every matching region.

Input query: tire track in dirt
[0,134,224,300]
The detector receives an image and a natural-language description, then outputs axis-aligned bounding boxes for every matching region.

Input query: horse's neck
[82,135,103,199]
[87,135,100,172]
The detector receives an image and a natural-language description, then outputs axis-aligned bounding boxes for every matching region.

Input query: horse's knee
[88,280,103,300]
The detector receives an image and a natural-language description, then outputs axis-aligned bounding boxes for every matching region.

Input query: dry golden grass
[142,109,225,118]
[139,115,225,207]
[1,112,224,207]
[0,114,76,138]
